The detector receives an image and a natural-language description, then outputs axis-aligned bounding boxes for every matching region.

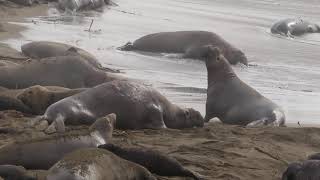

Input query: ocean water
[4,0,320,124]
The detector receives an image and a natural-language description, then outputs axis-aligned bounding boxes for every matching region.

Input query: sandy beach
[1,0,320,180]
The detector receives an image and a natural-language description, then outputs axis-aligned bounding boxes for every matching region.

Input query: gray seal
[0,114,116,170]
[99,143,202,179]
[271,18,320,37]
[21,41,118,73]
[202,46,285,126]
[44,80,204,132]
[118,31,248,65]
[0,55,122,89]
[46,148,156,180]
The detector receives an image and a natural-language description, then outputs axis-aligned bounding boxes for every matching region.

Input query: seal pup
[21,41,118,73]
[44,80,204,132]
[0,55,122,89]
[46,148,156,180]
[282,160,320,180]
[271,18,320,37]
[99,143,201,180]
[0,114,116,169]
[17,85,87,115]
[202,46,285,126]
[0,165,36,180]
[118,31,248,65]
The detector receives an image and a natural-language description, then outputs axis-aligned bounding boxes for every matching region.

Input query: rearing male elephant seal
[0,55,122,89]
[0,114,116,169]
[46,148,156,180]
[118,31,248,65]
[271,18,320,37]
[21,41,118,73]
[99,143,201,180]
[202,46,285,126]
[44,80,204,132]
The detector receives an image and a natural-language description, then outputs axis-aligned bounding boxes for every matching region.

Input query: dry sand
[0,110,319,180]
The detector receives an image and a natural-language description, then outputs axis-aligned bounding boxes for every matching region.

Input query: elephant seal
[44,80,203,132]
[271,18,320,37]
[21,41,118,73]
[202,46,285,126]
[17,85,87,115]
[0,96,32,114]
[57,0,105,12]
[99,143,201,179]
[308,153,320,160]
[118,31,248,65]
[0,114,116,169]
[46,148,156,180]
[0,55,122,89]
[282,160,320,180]
[0,165,35,180]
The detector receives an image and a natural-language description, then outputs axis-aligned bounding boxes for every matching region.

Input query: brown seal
[202,46,285,126]
[44,80,204,132]
[99,143,202,179]
[46,148,156,180]
[17,85,87,115]
[118,31,248,65]
[21,41,118,72]
[0,114,116,169]
[0,55,122,89]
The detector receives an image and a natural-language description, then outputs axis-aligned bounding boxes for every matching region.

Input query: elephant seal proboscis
[44,80,204,132]
[282,160,320,180]
[46,148,156,180]
[202,46,285,126]
[0,165,35,180]
[271,18,320,37]
[0,114,116,169]
[118,31,248,65]
[21,41,118,73]
[99,143,201,179]
[17,85,87,115]
[0,55,122,89]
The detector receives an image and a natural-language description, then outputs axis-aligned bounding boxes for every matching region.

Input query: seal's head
[202,45,229,70]
[89,113,116,144]
[229,49,248,66]
[282,162,302,180]
[175,108,204,128]
[117,42,134,51]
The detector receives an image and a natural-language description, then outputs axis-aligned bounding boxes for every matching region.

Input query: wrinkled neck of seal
[206,56,237,87]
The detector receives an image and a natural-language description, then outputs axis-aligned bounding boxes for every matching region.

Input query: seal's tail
[117,42,134,51]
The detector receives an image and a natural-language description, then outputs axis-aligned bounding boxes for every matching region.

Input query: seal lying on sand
[0,96,32,114]
[17,85,87,115]
[118,31,248,65]
[0,55,122,89]
[21,41,118,73]
[282,160,320,180]
[44,80,203,132]
[0,165,35,180]
[271,18,320,37]
[202,46,285,126]
[99,143,201,179]
[46,148,156,180]
[0,114,116,169]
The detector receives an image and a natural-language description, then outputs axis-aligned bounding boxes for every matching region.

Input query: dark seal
[44,80,204,132]
[99,143,202,179]
[0,165,35,180]
[271,18,320,37]
[202,46,285,126]
[118,31,248,65]
[0,114,115,169]
[282,160,320,180]
[46,148,156,180]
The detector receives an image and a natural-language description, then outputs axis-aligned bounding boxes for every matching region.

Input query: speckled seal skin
[271,18,320,37]
[0,114,116,170]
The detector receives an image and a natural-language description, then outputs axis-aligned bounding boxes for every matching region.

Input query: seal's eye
[216,56,220,61]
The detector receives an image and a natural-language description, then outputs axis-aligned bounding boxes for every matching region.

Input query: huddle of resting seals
[0,29,293,179]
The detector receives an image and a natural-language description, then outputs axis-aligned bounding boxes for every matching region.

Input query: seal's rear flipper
[117,42,134,51]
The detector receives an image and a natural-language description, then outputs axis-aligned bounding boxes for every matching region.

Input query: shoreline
[0,2,48,41]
